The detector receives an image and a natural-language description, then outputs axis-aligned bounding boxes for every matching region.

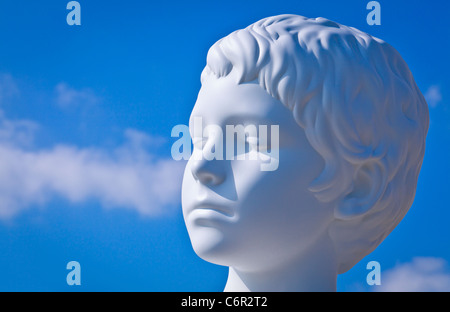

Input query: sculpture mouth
[188,201,236,228]
[192,202,235,218]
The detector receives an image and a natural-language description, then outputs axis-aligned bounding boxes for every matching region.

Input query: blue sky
[0,0,449,291]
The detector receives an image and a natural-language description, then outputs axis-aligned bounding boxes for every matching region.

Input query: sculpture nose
[191,157,226,186]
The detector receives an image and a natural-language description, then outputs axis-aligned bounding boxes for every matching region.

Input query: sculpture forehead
[191,76,293,127]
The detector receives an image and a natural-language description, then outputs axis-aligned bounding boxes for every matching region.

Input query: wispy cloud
[0,76,184,220]
[377,257,450,292]
[0,110,39,147]
[54,82,101,108]
[0,73,20,104]
[424,85,442,108]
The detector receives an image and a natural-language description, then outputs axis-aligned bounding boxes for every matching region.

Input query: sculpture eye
[192,137,206,150]
[246,136,270,153]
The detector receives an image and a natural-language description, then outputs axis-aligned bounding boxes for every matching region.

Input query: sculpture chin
[187,225,236,267]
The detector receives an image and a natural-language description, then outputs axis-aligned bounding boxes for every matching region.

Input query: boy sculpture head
[181,14,429,291]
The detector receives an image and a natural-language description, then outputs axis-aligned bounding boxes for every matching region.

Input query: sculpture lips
[189,206,236,228]
[193,202,234,218]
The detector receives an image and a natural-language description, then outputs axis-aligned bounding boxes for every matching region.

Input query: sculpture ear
[335,160,386,220]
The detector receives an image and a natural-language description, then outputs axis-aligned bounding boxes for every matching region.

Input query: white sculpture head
[181,14,429,291]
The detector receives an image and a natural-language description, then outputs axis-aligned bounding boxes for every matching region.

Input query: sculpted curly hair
[201,14,429,273]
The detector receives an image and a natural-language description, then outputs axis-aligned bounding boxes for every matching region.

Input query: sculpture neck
[223,235,338,292]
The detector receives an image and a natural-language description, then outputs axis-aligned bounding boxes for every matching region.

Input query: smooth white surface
[182,14,429,292]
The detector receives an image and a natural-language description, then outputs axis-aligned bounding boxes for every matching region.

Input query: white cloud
[54,82,101,108]
[0,110,185,220]
[424,85,442,108]
[0,110,39,147]
[377,257,450,292]
[0,75,185,220]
